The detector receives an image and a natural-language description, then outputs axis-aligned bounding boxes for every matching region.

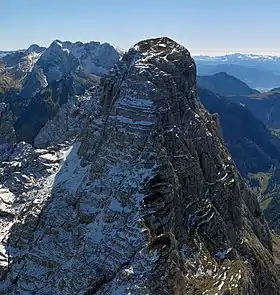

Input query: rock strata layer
[0,37,279,294]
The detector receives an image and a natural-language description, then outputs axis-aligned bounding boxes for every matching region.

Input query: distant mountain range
[197,70,280,129]
[1,40,120,98]
[198,87,280,176]
[197,71,280,130]
[194,53,280,90]
[3,49,280,89]
[195,53,280,65]
[197,72,280,176]
[0,40,121,143]
[0,50,17,58]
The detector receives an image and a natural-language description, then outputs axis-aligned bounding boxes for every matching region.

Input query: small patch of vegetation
[260,197,273,210]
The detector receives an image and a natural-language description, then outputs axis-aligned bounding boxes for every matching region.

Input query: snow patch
[110,115,154,126]
[215,248,232,260]
[54,142,89,193]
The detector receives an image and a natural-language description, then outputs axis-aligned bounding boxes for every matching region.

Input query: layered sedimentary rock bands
[0,38,279,294]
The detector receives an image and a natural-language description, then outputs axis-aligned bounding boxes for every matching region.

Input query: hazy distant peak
[197,71,258,96]
[26,44,46,54]
[194,53,280,62]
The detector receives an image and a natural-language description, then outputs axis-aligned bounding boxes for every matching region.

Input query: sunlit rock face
[0,37,279,295]
[20,40,121,98]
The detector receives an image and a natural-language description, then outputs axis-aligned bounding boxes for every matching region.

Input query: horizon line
[192,51,280,57]
[2,42,280,57]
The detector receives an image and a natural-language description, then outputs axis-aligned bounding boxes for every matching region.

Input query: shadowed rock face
[228,91,280,130]
[198,88,280,176]
[0,37,279,294]
[0,103,16,145]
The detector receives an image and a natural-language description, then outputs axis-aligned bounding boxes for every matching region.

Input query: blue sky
[1,0,280,55]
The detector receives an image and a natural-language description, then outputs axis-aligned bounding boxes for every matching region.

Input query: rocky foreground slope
[0,37,280,294]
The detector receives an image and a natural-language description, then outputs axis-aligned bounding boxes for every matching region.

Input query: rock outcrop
[0,37,279,295]
[34,89,94,148]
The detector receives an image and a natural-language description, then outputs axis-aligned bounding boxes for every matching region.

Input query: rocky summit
[0,37,280,295]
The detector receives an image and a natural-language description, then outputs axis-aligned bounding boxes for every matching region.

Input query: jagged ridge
[0,37,279,294]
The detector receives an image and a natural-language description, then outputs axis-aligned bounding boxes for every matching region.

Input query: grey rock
[0,37,279,295]
[20,40,121,98]
[34,90,95,148]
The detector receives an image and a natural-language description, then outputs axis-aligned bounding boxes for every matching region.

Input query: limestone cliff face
[0,37,279,295]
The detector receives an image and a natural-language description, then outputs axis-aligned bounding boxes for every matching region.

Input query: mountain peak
[213,71,231,77]
[112,37,197,109]
[53,39,63,45]
[26,44,46,54]
[133,37,187,56]
[198,72,258,96]
[48,40,65,50]
[126,37,194,85]
[1,37,280,294]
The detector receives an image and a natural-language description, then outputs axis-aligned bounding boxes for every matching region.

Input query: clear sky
[1,0,280,55]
